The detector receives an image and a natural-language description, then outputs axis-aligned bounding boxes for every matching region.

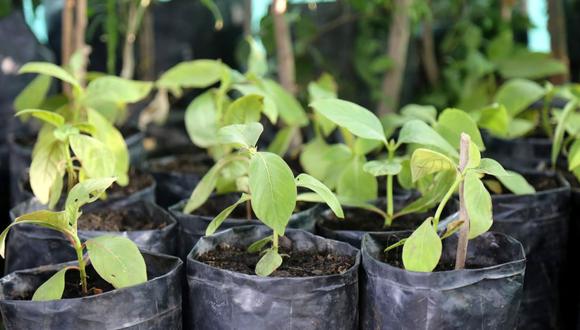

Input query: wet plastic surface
[491,171,570,329]
[0,251,183,329]
[187,226,360,330]
[4,198,175,275]
[170,199,320,260]
[361,231,526,330]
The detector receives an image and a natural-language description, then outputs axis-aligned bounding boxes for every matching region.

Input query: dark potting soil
[150,154,211,173]
[198,242,354,277]
[321,208,423,232]
[14,266,116,300]
[380,245,484,272]
[108,170,154,196]
[78,208,166,231]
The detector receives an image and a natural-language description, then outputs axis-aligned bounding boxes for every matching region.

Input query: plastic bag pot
[316,193,431,248]
[4,199,176,274]
[361,231,526,329]
[186,226,360,330]
[0,251,183,329]
[170,197,320,260]
[482,133,551,171]
[491,171,570,329]
[562,185,580,328]
[144,153,212,208]
[7,129,146,207]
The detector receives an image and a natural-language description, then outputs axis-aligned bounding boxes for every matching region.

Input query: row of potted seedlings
[0,55,577,329]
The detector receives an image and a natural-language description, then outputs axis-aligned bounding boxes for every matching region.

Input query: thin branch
[378,0,412,115]
[121,0,151,79]
[272,0,296,95]
[455,133,471,270]
[138,6,155,80]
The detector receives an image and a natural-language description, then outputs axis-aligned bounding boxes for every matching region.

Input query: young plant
[551,85,580,181]
[308,98,479,226]
[14,62,153,207]
[200,122,343,276]
[0,178,147,299]
[389,133,534,272]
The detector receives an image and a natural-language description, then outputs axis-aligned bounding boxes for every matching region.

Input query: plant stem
[432,176,461,229]
[541,94,554,138]
[246,200,252,220]
[272,231,279,251]
[121,0,150,79]
[65,144,76,192]
[455,133,471,270]
[72,235,88,295]
[384,146,395,227]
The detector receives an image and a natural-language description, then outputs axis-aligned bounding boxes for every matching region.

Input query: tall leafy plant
[0,178,147,299]
[202,123,343,276]
[14,62,153,207]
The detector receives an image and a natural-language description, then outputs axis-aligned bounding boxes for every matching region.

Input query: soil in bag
[0,251,183,330]
[187,226,360,330]
[361,231,526,330]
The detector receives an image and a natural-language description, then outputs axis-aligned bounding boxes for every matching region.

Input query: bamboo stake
[455,133,471,270]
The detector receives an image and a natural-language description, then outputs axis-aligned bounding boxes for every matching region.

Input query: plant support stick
[455,133,471,270]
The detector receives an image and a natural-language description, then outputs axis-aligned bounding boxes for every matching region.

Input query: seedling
[0,178,147,299]
[14,62,153,207]
[550,85,580,181]
[200,122,343,276]
[387,132,533,272]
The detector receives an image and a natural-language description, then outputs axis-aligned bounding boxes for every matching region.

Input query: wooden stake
[455,133,471,270]
[548,0,570,84]
[272,0,297,95]
[74,0,88,87]
[61,0,75,96]
[378,0,412,115]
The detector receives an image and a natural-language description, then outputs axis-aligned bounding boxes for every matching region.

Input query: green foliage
[0,179,147,299]
[402,218,442,272]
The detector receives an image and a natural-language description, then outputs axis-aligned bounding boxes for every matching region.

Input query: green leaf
[267,126,296,156]
[308,73,337,103]
[218,122,263,148]
[496,52,568,80]
[337,156,378,201]
[464,172,493,239]
[255,248,283,277]
[467,141,482,169]
[363,159,402,176]
[65,177,117,211]
[223,94,263,125]
[402,218,442,272]
[0,217,70,258]
[86,236,147,289]
[246,37,268,77]
[399,120,458,158]
[14,75,52,112]
[69,134,116,179]
[19,62,80,89]
[495,79,546,117]
[295,174,343,218]
[88,109,130,185]
[185,91,219,148]
[15,109,65,127]
[410,149,456,182]
[299,139,346,182]
[249,152,297,234]
[184,155,241,214]
[247,235,273,253]
[157,60,225,90]
[397,171,456,217]
[205,194,251,235]
[435,109,485,150]
[354,138,382,155]
[400,104,437,125]
[496,171,536,195]
[310,99,386,143]
[263,79,309,127]
[30,140,67,204]
[477,104,510,136]
[32,267,70,301]
[85,77,152,107]
[506,118,536,138]
[233,84,278,123]
[552,100,577,166]
[476,158,509,177]
[569,139,580,171]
